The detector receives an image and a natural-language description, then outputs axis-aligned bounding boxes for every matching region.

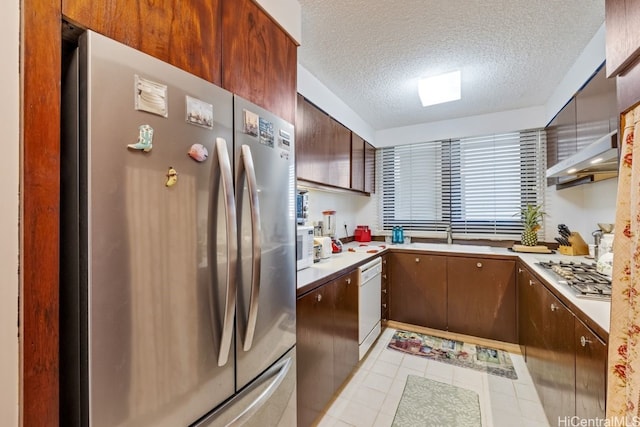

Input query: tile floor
[316,328,550,427]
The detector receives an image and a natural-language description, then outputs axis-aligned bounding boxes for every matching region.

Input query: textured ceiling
[297,1,605,130]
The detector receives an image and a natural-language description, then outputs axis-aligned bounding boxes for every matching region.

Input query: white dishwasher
[358,257,382,360]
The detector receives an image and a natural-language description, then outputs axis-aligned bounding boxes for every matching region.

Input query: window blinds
[378,129,546,237]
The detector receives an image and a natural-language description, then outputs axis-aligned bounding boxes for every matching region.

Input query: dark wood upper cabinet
[222,0,297,124]
[351,132,365,192]
[328,119,352,189]
[447,257,517,343]
[62,0,223,85]
[364,142,376,194]
[606,0,640,78]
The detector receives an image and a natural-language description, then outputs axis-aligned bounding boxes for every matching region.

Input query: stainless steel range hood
[546,130,618,179]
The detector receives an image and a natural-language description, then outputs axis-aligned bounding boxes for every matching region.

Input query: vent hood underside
[546,130,619,181]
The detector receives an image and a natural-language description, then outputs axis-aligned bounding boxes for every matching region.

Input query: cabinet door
[62,0,223,85]
[297,98,331,184]
[538,287,576,423]
[296,286,335,427]
[351,133,365,192]
[333,271,359,390]
[447,257,517,343]
[364,142,376,194]
[575,319,607,420]
[517,264,532,357]
[606,0,640,77]
[381,255,389,321]
[221,0,297,123]
[389,253,447,330]
[328,119,352,189]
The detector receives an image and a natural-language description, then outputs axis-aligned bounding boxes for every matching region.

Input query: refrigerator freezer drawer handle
[226,356,292,426]
[215,137,238,367]
[238,145,262,352]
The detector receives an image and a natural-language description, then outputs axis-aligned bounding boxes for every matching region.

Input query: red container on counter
[354,225,372,242]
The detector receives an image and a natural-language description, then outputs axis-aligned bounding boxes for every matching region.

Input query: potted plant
[516,204,545,246]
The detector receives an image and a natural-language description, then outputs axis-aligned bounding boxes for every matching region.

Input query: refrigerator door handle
[214,137,238,367]
[225,355,292,426]
[237,144,262,351]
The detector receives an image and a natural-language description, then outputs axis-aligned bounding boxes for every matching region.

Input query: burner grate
[536,260,611,300]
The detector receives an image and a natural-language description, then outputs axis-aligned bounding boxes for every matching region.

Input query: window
[378,129,546,238]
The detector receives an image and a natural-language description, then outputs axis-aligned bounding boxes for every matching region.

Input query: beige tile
[379,392,402,416]
[370,359,399,378]
[399,353,429,373]
[373,412,395,427]
[387,377,409,398]
[394,366,424,381]
[489,391,521,417]
[424,360,455,383]
[350,385,388,410]
[487,374,516,396]
[326,395,351,419]
[514,381,541,402]
[336,400,379,427]
[518,398,548,423]
[316,414,353,427]
[377,349,404,366]
[362,371,394,393]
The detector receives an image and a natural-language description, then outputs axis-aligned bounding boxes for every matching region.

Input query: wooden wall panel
[22,0,62,425]
[606,0,640,78]
[222,0,297,123]
[62,0,222,85]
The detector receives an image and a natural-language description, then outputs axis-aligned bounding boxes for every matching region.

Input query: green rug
[392,375,481,427]
[388,330,518,380]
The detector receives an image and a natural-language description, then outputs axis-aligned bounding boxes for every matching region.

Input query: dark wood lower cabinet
[333,270,359,390]
[447,257,516,343]
[388,252,447,330]
[575,318,607,420]
[297,269,360,427]
[296,285,335,427]
[518,262,607,424]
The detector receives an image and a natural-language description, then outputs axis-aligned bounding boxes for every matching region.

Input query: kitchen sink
[408,243,494,254]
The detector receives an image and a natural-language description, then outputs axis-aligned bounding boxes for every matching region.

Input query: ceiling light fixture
[418,70,461,107]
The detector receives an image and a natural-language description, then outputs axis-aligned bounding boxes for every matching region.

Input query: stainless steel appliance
[536,261,612,300]
[358,258,382,360]
[296,190,309,225]
[60,31,296,427]
[296,225,314,271]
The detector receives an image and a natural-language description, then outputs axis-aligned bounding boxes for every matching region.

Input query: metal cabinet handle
[237,144,262,352]
[382,289,387,294]
[518,268,523,273]
[212,138,237,367]
[382,303,387,308]
[529,279,534,286]
[316,293,322,302]
[550,303,558,312]
[476,262,482,268]
[382,274,387,279]
[415,257,420,263]
[580,336,592,347]
[346,278,351,284]
[382,259,387,264]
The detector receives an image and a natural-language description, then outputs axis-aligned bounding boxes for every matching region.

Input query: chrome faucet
[446,226,453,245]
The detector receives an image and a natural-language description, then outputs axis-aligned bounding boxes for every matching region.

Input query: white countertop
[297,241,611,335]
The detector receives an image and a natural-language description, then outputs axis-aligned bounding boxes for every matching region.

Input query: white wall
[1,0,20,425]
[300,188,378,239]
[544,178,618,245]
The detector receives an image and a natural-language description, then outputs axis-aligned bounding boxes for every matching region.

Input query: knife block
[558,232,589,256]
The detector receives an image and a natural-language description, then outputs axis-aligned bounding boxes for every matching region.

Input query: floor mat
[388,329,518,380]
[392,375,481,427]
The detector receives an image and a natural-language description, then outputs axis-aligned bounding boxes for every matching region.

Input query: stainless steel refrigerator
[61,30,296,427]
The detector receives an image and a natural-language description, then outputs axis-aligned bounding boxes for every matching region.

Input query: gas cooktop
[536,260,611,301]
